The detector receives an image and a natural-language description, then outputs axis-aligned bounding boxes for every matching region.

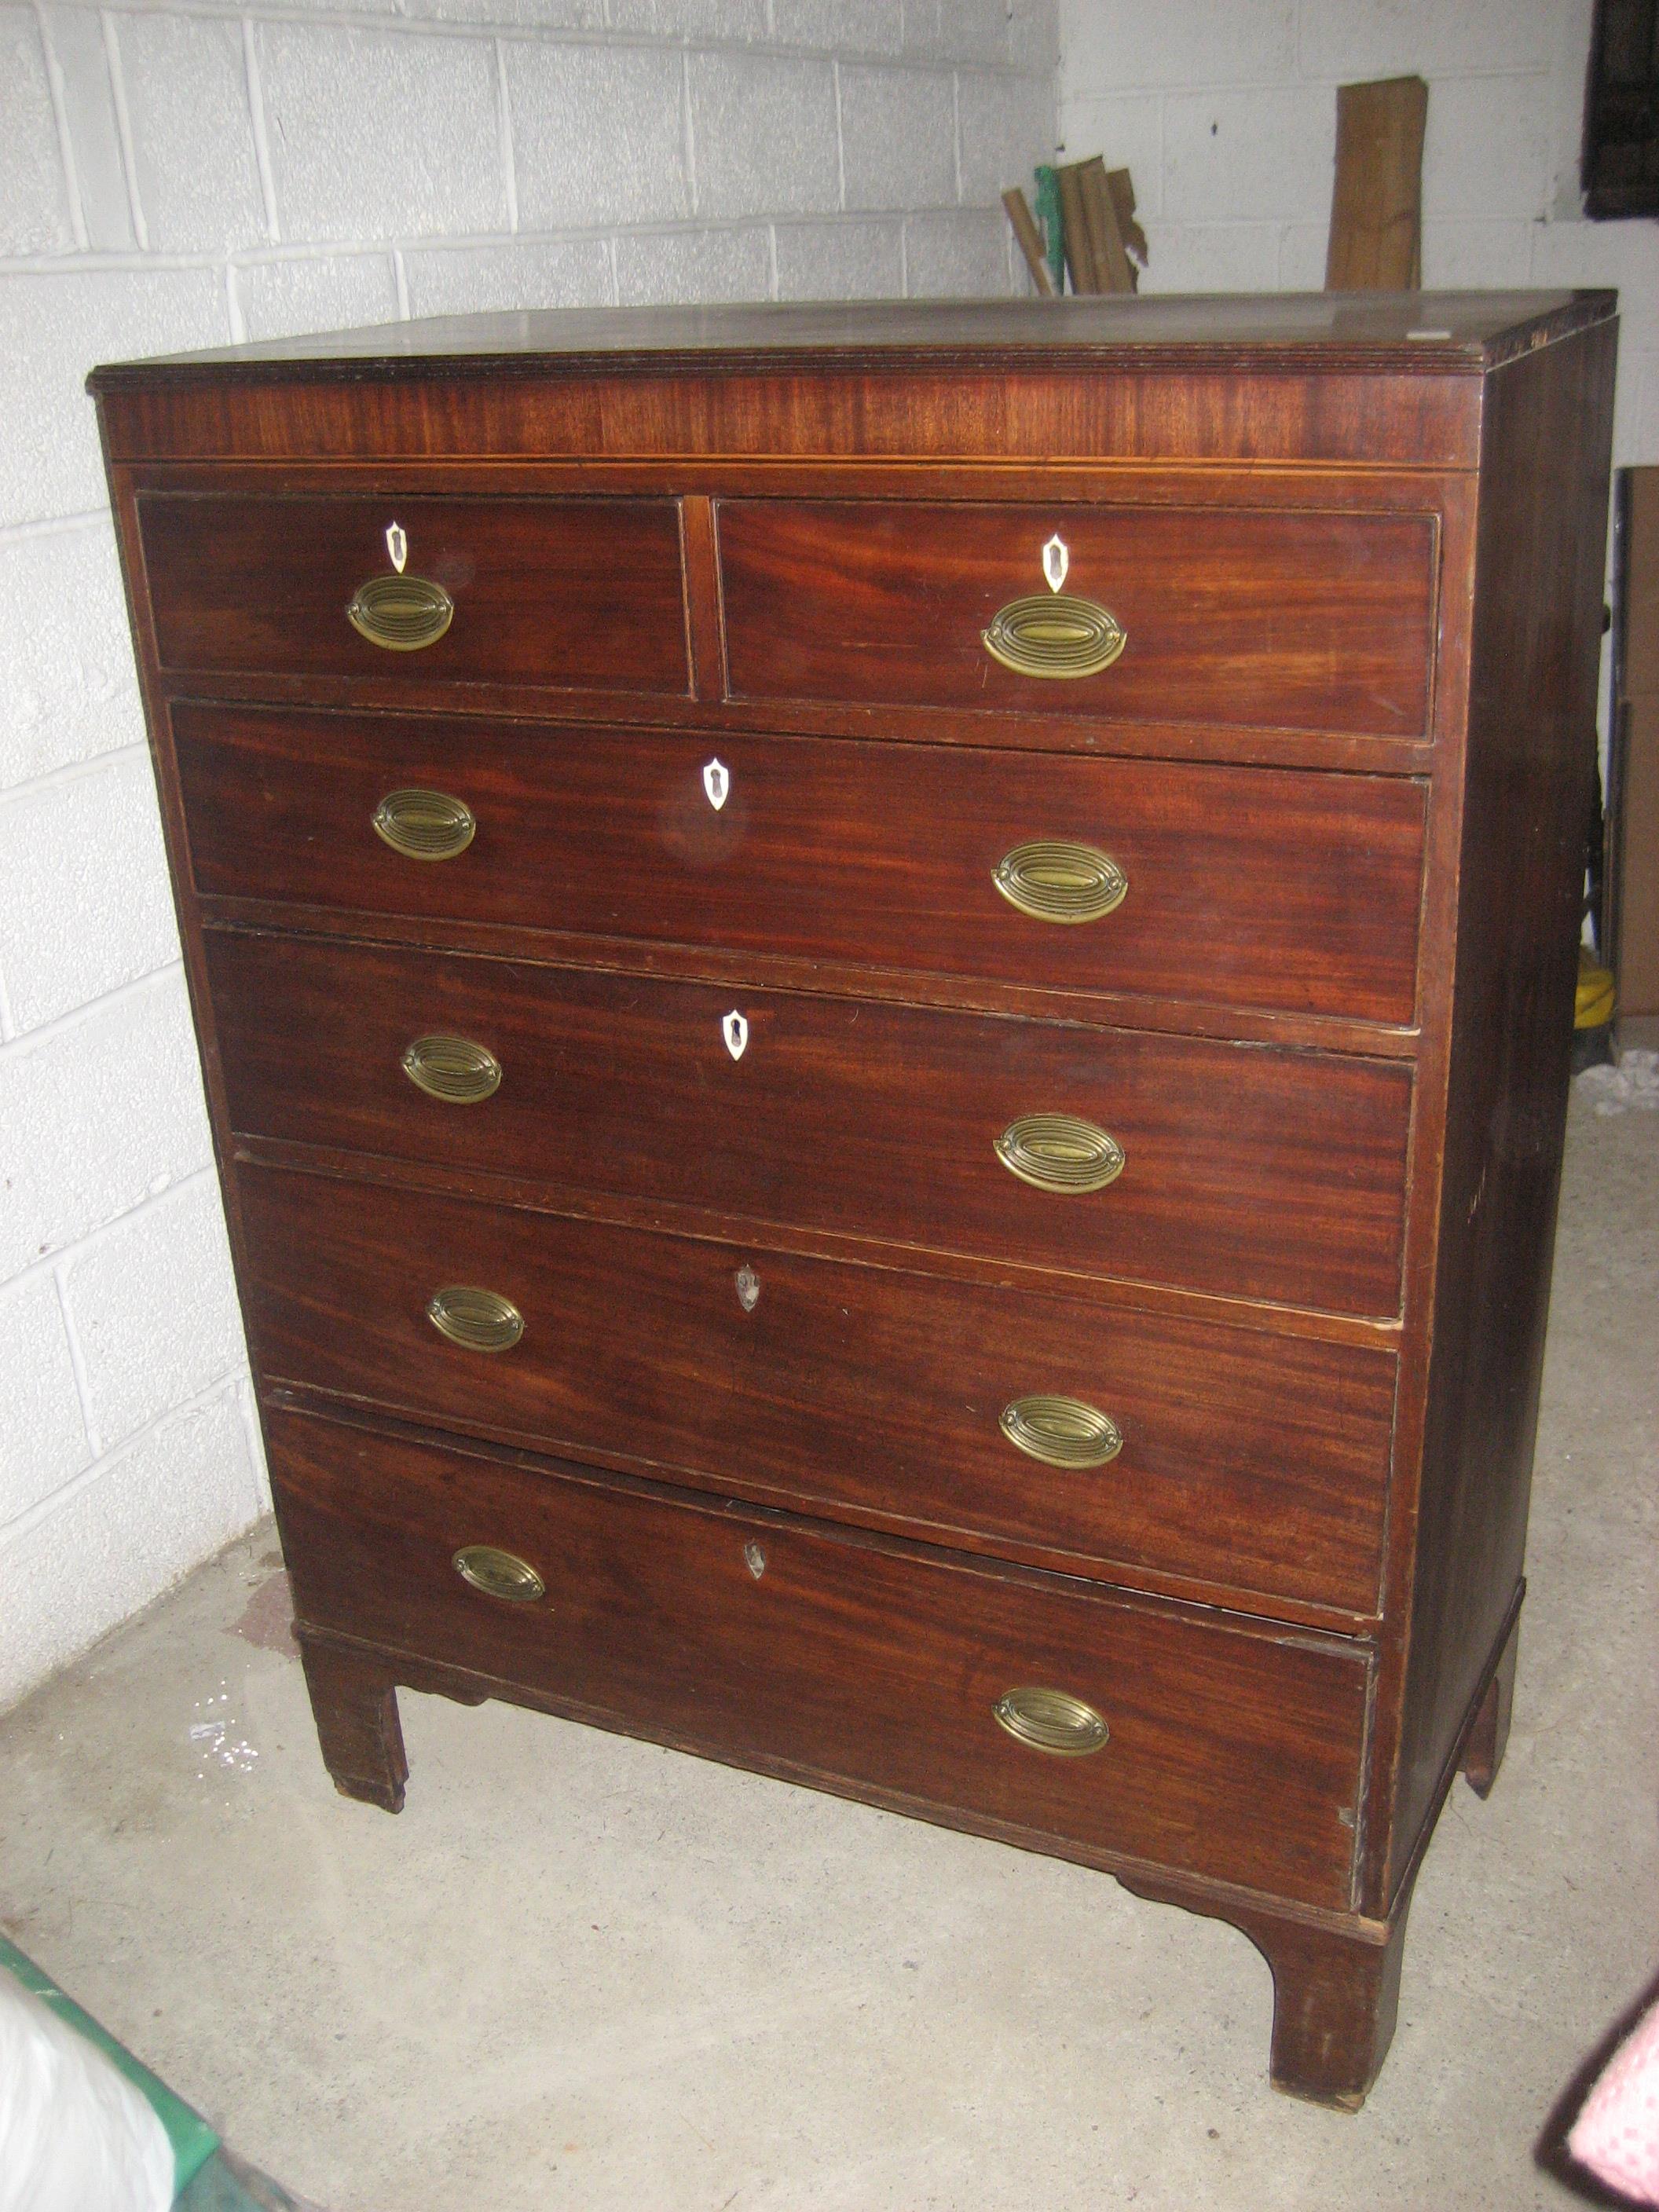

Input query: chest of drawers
[92,293,1616,2108]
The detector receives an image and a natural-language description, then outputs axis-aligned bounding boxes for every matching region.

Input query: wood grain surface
[137,489,690,693]
[268,1404,1369,1911]
[173,701,1428,1024]
[719,498,1437,737]
[238,1162,1397,1617]
[204,928,1414,1316]
[1385,315,1618,1892]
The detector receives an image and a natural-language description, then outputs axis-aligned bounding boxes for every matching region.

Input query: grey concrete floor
[2,1088,1655,2212]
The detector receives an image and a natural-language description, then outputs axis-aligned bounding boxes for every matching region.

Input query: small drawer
[174,703,1428,1025]
[137,489,690,696]
[239,1166,1397,1616]
[207,932,1412,1317]
[268,1407,1369,1909]
[718,499,1437,738]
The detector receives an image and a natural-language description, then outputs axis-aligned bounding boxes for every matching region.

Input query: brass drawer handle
[1001,1394,1123,1469]
[983,594,1126,680]
[994,1686,1109,1756]
[994,840,1127,924]
[401,1034,501,1104]
[373,788,476,861]
[995,1113,1124,1194]
[427,1285,523,1353]
[347,572,454,652]
[453,1544,544,1602]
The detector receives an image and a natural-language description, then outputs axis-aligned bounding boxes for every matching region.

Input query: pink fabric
[1570,1997,1659,2206]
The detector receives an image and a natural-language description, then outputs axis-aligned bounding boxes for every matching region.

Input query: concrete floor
[2,1087,1654,2212]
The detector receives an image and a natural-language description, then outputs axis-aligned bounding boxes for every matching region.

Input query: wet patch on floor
[231,1571,298,1658]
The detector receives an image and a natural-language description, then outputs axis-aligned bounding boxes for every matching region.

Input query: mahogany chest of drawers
[92,293,1616,2108]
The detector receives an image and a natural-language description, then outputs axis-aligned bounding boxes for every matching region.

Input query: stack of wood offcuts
[1005,73,1429,299]
[1003,159,1144,295]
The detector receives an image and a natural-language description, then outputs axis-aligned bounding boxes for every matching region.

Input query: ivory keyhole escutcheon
[723,1010,749,1060]
[385,521,408,573]
[744,1542,767,1580]
[1042,532,1069,591]
[703,757,730,810]
[735,1265,761,1312]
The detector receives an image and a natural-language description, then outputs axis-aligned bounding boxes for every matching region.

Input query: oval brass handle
[347,572,454,652]
[1001,1395,1123,1469]
[994,841,1127,925]
[995,1113,1124,1194]
[401,1035,501,1104]
[373,788,476,861]
[427,1285,523,1353]
[453,1544,544,1602]
[983,594,1126,680]
[994,1686,1109,1756]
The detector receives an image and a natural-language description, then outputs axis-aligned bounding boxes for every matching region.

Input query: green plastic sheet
[0,1935,220,2199]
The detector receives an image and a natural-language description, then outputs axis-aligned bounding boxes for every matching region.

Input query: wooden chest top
[90,288,1614,468]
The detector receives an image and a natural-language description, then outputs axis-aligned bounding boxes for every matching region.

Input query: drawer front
[175,703,1427,1025]
[207,932,1412,1316]
[240,1166,1396,1614]
[719,500,1437,738]
[269,1408,1368,1909]
[137,490,690,694]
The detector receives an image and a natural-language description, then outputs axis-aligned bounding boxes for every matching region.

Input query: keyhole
[744,1541,767,1580]
[735,1265,760,1313]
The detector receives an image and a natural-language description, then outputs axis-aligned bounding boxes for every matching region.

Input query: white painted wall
[1058,0,1659,471]
[0,0,1060,1711]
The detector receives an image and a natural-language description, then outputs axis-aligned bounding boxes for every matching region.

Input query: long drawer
[137,489,690,695]
[174,703,1427,1025]
[239,1165,1396,1615]
[717,498,1437,738]
[207,932,1413,1316]
[269,1407,1370,1909]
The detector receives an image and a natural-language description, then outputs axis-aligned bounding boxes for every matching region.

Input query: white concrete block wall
[0,0,1058,1711]
[1057,0,1659,473]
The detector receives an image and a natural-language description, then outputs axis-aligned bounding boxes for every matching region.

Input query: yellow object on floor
[1577,949,1617,1030]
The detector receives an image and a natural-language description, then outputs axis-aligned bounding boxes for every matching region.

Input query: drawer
[207,932,1412,1317]
[718,499,1437,738]
[268,1407,1369,1910]
[175,703,1427,1026]
[137,490,690,695]
[240,1166,1397,1615]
